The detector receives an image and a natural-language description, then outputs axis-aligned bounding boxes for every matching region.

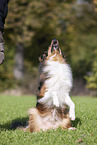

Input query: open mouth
[49,38,61,55]
[51,38,59,51]
[39,39,62,62]
[51,38,59,52]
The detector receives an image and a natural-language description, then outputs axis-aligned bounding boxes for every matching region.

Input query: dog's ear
[48,40,54,55]
[39,54,47,62]
[39,57,42,62]
[59,47,62,55]
[48,45,51,57]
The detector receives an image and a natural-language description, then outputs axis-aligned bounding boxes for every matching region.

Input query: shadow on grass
[0,117,29,130]
[0,117,81,131]
[71,118,82,128]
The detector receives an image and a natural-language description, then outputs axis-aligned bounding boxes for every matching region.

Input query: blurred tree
[86,62,97,90]
[5,0,27,79]
[68,0,97,78]
[85,49,97,90]
[5,0,74,67]
[93,0,97,12]
[14,43,24,79]
[1,0,97,93]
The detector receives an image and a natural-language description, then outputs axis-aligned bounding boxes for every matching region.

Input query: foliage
[0,45,15,91]
[0,0,97,91]
[84,0,97,90]
[5,0,97,63]
[0,95,97,145]
[85,50,97,90]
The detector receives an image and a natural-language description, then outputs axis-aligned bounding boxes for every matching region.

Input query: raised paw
[69,112,75,121]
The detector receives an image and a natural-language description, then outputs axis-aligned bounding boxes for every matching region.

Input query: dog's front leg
[52,91,59,107]
[65,94,75,120]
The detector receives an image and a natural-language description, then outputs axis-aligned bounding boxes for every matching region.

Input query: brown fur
[27,102,72,133]
[37,84,46,99]
[47,49,65,63]
[26,40,72,133]
[28,107,71,133]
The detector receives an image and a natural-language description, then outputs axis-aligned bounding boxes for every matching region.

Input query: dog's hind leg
[28,108,43,132]
[61,117,71,129]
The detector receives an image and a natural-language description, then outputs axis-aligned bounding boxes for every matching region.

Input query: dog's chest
[38,60,72,107]
[44,60,72,91]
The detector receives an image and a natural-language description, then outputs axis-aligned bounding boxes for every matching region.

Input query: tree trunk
[14,42,24,80]
[76,0,85,5]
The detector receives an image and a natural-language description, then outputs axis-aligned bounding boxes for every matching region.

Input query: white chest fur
[38,60,73,107]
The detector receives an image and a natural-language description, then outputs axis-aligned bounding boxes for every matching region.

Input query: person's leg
[0,0,9,64]
[0,31,4,64]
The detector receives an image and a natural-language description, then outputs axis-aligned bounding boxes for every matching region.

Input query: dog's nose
[51,38,59,51]
[52,38,58,45]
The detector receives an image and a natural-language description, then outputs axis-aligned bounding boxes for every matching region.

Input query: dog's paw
[68,127,76,130]
[53,100,59,107]
[52,92,59,107]
[69,112,75,121]
[70,116,75,121]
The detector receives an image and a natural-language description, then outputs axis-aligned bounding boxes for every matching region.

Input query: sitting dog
[27,39,75,133]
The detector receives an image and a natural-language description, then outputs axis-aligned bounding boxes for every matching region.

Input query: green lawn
[0,95,97,145]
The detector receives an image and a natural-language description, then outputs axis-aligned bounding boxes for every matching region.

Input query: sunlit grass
[0,95,97,145]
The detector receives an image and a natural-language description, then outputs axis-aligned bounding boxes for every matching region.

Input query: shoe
[0,31,4,64]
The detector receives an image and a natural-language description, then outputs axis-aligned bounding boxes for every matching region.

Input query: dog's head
[39,39,65,63]
[48,38,61,55]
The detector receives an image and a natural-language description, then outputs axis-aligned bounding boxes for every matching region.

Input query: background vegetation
[0,1,97,144]
[0,0,97,95]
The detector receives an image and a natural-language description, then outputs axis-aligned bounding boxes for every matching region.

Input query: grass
[0,95,97,145]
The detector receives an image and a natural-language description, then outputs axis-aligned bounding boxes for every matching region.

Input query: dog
[26,39,75,133]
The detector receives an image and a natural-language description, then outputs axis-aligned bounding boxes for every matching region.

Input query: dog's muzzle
[51,38,59,52]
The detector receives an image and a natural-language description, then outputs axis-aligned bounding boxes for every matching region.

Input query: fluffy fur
[26,40,75,133]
